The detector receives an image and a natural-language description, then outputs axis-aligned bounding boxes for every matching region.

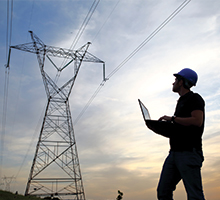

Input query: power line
[73,0,121,125]
[91,0,120,43]
[1,0,13,182]
[107,0,191,79]
[6,0,9,60]
[73,0,191,125]
[0,66,10,181]
[9,0,13,51]
[15,104,46,179]
[70,0,100,50]
[57,0,100,82]
[6,0,13,59]
[2,0,34,183]
[73,82,104,125]
[27,0,35,39]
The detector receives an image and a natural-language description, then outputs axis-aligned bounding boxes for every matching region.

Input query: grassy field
[0,190,42,200]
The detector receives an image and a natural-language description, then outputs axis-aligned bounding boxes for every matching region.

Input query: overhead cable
[70,0,100,50]
[91,0,120,43]
[27,0,35,37]
[6,0,13,60]
[107,0,191,79]
[15,104,46,179]
[73,82,104,125]
[1,0,13,180]
[73,0,191,125]
[0,67,10,179]
[58,0,100,81]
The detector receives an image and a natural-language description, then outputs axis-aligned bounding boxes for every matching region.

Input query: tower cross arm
[11,43,104,63]
[11,43,77,59]
[11,42,39,54]
[46,45,104,63]
[80,51,104,63]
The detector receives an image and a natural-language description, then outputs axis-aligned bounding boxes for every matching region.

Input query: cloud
[1,0,220,199]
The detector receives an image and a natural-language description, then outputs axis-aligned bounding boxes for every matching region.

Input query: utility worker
[148,68,206,200]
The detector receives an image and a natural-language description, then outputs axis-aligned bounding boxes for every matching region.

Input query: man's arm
[158,110,204,127]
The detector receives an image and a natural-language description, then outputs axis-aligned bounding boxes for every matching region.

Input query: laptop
[138,99,151,121]
[138,99,177,138]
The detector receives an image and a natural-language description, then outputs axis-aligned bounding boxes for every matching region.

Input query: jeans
[157,149,205,200]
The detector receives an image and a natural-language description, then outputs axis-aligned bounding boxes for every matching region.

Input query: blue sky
[0,0,220,199]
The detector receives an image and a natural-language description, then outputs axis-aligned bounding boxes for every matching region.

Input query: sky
[0,0,220,199]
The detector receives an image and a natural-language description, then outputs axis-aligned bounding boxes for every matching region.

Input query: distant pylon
[2,176,15,192]
[9,31,105,200]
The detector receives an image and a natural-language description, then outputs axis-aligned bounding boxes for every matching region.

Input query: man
[147,68,206,200]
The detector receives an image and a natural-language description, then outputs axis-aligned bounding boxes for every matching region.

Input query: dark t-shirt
[170,91,205,151]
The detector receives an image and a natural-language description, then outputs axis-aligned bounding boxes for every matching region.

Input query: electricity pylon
[9,31,105,200]
[2,176,15,192]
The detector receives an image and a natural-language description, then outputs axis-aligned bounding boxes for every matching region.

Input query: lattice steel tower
[9,31,105,200]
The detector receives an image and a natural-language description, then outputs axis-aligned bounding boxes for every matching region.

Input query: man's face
[172,77,182,93]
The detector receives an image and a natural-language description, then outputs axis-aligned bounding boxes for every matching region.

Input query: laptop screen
[138,99,151,120]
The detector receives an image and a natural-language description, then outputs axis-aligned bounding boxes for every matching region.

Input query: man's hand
[158,115,172,122]
[158,110,204,127]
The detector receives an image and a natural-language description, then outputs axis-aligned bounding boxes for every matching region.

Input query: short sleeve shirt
[170,91,205,151]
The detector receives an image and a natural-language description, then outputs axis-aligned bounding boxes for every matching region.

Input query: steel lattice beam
[11,31,104,64]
